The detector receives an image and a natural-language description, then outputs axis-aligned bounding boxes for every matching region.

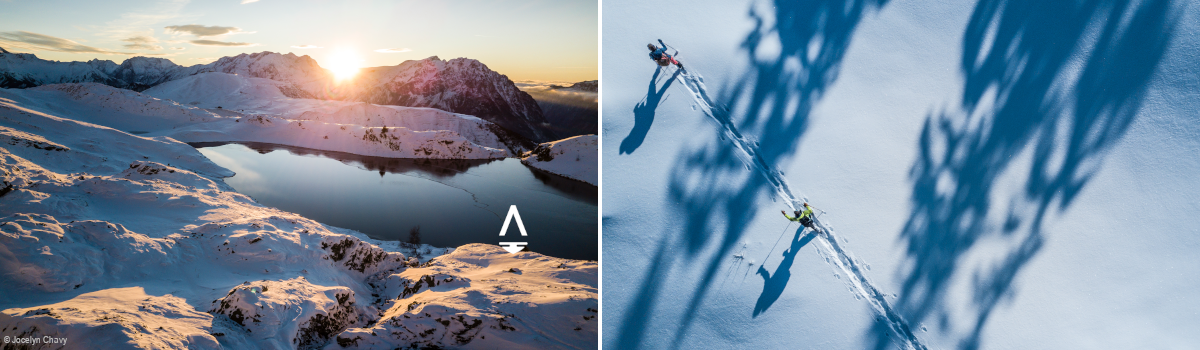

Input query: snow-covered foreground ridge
[521,135,598,185]
[0,90,597,348]
[677,67,925,350]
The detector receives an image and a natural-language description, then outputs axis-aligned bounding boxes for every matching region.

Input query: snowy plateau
[604,0,1200,350]
[0,50,597,349]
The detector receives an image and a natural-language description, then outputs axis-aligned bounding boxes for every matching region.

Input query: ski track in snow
[673,66,927,350]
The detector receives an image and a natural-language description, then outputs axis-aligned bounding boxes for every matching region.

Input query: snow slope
[137,71,293,111]
[336,245,598,349]
[522,135,598,185]
[27,83,222,132]
[603,0,1200,349]
[0,78,514,159]
[0,287,221,349]
[0,88,597,349]
[147,73,514,158]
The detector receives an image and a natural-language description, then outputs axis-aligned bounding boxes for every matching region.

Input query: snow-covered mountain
[551,80,597,92]
[348,57,551,142]
[0,49,551,143]
[521,135,597,185]
[145,72,521,158]
[0,50,330,96]
[182,52,333,100]
[0,80,597,349]
[0,79,513,159]
[0,53,185,91]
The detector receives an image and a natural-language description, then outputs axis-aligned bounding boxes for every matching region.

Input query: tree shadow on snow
[621,67,681,154]
[877,1,1178,349]
[610,0,890,348]
[754,228,816,317]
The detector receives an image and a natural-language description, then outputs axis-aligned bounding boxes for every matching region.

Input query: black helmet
[648,43,657,51]
[794,210,802,217]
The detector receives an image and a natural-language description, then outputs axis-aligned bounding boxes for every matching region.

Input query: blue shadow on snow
[754,228,816,317]
[621,67,681,154]
[876,0,1179,349]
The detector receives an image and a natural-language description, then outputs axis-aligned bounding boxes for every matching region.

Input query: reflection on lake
[194,142,596,260]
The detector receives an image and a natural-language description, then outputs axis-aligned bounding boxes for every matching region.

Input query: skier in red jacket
[648,39,683,68]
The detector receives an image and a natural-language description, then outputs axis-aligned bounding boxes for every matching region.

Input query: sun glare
[326,49,363,82]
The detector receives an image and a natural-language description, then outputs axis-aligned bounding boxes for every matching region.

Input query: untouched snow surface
[522,135,599,185]
[0,85,597,348]
[603,0,1200,349]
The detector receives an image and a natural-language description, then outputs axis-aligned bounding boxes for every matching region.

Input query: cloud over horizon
[241,0,260,3]
[0,31,136,55]
[121,36,163,50]
[292,44,322,49]
[374,48,412,53]
[190,40,257,47]
[164,25,245,37]
[515,79,598,105]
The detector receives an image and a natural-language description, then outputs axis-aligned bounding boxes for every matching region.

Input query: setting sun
[325,49,363,81]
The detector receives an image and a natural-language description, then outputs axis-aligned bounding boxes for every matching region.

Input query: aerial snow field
[603,0,1200,349]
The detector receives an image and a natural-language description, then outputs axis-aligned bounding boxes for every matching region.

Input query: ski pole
[658,39,679,57]
[762,221,792,266]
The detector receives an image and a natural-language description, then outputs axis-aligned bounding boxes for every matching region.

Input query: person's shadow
[753,227,816,317]
[620,67,681,154]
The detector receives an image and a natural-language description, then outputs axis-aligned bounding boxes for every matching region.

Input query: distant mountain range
[550,80,597,92]
[520,79,598,140]
[0,49,553,142]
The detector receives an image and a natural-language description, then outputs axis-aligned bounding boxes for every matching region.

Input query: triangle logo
[498,205,528,237]
[498,205,527,254]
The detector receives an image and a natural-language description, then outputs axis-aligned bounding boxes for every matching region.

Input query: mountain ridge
[0,48,552,142]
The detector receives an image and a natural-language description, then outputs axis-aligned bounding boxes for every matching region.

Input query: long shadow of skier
[876,1,1178,349]
[621,68,681,154]
[753,228,816,317]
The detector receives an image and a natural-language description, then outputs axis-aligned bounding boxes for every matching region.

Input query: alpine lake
[194,142,597,261]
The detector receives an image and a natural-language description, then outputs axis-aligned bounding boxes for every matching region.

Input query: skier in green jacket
[782,202,817,230]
